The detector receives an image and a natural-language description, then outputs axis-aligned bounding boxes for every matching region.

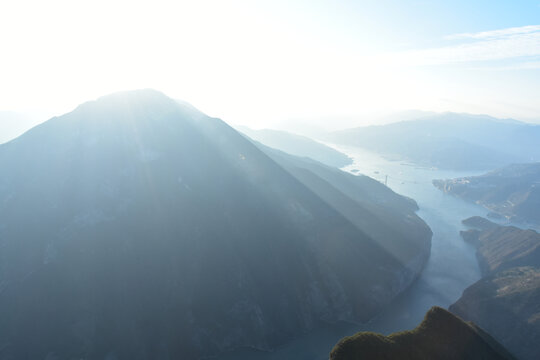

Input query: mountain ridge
[0,89,432,359]
[326,113,540,170]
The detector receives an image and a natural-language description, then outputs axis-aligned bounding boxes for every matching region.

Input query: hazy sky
[1,0,540,130]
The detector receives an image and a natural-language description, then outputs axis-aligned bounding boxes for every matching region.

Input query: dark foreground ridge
[330,306,516,360]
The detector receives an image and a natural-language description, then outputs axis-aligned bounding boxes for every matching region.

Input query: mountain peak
[73,88,178,115]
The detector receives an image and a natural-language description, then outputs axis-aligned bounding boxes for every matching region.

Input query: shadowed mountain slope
[237,126,352,168]
[258,145,431,272]
[0,90,431,359]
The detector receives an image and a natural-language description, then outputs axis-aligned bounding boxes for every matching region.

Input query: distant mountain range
[236,126,352,168]
[450,217,540,360]
[0,90,431,359]
[434,163,540,226]
[330,306,515,360]
[327,113,540,170]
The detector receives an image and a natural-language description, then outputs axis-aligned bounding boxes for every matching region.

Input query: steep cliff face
[0,90,432,359]
[450,217,540,360]
[261,146,432,300]
[433,163,540,226]
[330,307,515,360]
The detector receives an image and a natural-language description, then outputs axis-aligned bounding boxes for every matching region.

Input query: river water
[215,145,488,360]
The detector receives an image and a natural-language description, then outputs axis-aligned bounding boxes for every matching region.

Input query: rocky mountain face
[0,90,432,359]
[433,163,540,226]
[327,113,540,171]
[450,217,540,360]
[237,126,352,168]
[330,306,515,360]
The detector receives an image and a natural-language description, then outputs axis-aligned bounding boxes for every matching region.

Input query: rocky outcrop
[330,306,515,360]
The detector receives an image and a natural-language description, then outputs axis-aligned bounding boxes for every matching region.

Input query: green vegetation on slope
[330,306,515,360]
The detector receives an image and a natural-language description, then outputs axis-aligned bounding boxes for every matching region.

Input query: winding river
[216,145,488,360]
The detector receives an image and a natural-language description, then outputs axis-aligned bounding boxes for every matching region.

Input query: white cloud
[387,25,540,66]
[468,61,540,71]
[445,25,540,40]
